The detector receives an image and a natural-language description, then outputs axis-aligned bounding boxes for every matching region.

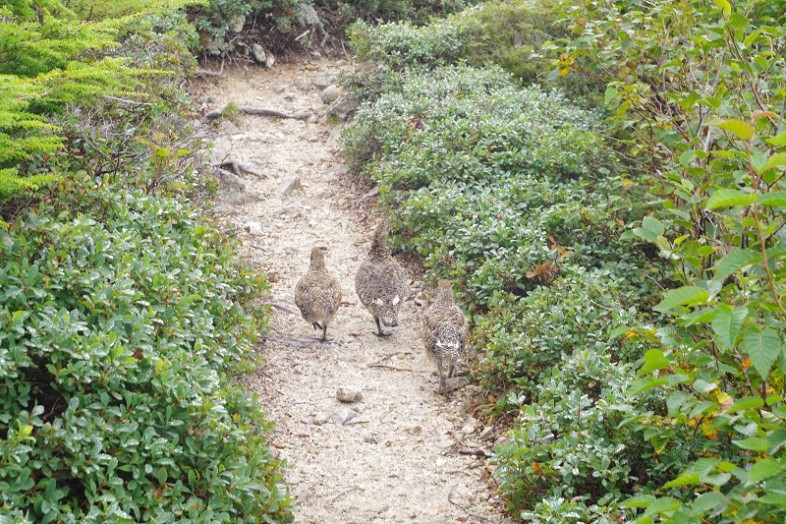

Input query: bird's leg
[436,358,446,396]
[312,322,324,331]
[374,317,391,337]
[320,324,328,342]
[447,358,456,379]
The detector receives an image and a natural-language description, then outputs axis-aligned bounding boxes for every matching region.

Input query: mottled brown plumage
[422,280,468,395]
[355,219,408,337]
[295,247,342,342]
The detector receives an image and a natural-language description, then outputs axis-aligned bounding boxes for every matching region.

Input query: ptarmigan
[294,247,342,342]
[422,279,468,395]
[355,219,408,337]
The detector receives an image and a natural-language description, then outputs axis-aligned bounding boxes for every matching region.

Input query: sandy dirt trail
[193,58,512,524]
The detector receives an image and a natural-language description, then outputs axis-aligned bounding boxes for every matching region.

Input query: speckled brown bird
[355,219,408,337]
[422,279,468,395]
[295,247,342,342]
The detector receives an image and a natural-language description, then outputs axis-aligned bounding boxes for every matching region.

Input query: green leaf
[633,216,665,243]
[692,492,726,513]
[705,189,757,210]
[760,492,786,506]
[767,131,786,147]
[716,119,754,140]
[746,458,782,484]
[726,396,764,414]
[733,437,769,451]
[713,248,761,282]
[663,473,700,488]
[710,305,747,348]
[714,0,731,16]
[638,349,670,376]
[758,191,786,207]
[760,152,786,173]
[740,329,782,379]
[653,286,710,313]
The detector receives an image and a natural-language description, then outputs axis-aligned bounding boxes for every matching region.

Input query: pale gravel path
[193,58,511,524]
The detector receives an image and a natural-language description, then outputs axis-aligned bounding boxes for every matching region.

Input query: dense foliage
[1,1,292,521]
[345,0,786,521]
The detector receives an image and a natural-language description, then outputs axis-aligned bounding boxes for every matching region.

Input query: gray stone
[295,78,312,92]
[312,73,337,88]
[274,83,287,94]
[363,435,378,444]
[276,177,301,196]
[332,408,358,425]
[336,386,363,403]
[312,413,330,426]
[228,14,246,33]
[264,53,276,69]
[244,221,263,235]
[443,376,470,394]
[281,206,302,219]
[320,85,341,105]
[251,44,267,64]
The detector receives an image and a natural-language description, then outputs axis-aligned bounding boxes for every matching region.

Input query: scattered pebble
[336,386,363,403]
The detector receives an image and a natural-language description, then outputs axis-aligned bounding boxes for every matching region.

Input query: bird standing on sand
[295,247,342,342]
[422,279,468,395]
[355,219,408,337]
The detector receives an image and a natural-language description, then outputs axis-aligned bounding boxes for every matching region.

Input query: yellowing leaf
[716,119,754,140]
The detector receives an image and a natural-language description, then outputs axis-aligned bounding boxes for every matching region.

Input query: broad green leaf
[760,492,786,506]
[653,286,710,313]
[663,473,700,489]
[716,119,754,140]
[767,131,786,147]
[733,437,769,451]
[740,329,782,379]
[746,457,782,484]
[621,494,656,509]
[714,248,761,282]
[705,189,757,210]
[633,216,665,242]
[629,376,669,395]
[711,305,747,348]
[743,28,764,47]
[760,152,786,173]
[714,0,731,16]
[644,497,681,516]
[726,396,764,414]
[638,349,670,376]
[759,191,786,207]
[692,492,726,513]
[768,429,786,453]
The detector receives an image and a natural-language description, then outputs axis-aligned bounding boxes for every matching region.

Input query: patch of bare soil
[193,58,512,524]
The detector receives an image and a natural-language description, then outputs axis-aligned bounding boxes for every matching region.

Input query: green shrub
[476,267,647,400]
[495,350,650,519]
[0,188,292,522]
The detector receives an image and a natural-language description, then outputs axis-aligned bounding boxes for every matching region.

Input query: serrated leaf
[740,329,782,378]
[692,492,726,513]
[760,152,786,174]
[759,191,786,207]
[725,396,764,414]
[638,349,670,376]
[760,492,786,506]
[733,437,769,451]
[716,119,754,140]
[705,188,757,210]
[654,286,710,313]
[746,457,782,484]
[714,0,731,16]
[713,248,761,282]
[663,473,701,488]
[767,131,786,147]
[711,305,748,348]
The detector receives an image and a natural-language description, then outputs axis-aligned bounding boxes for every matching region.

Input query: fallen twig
[367,364,413,372]
[266,303,298,315]
[238,106,313,120]
[195,60,225,77]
